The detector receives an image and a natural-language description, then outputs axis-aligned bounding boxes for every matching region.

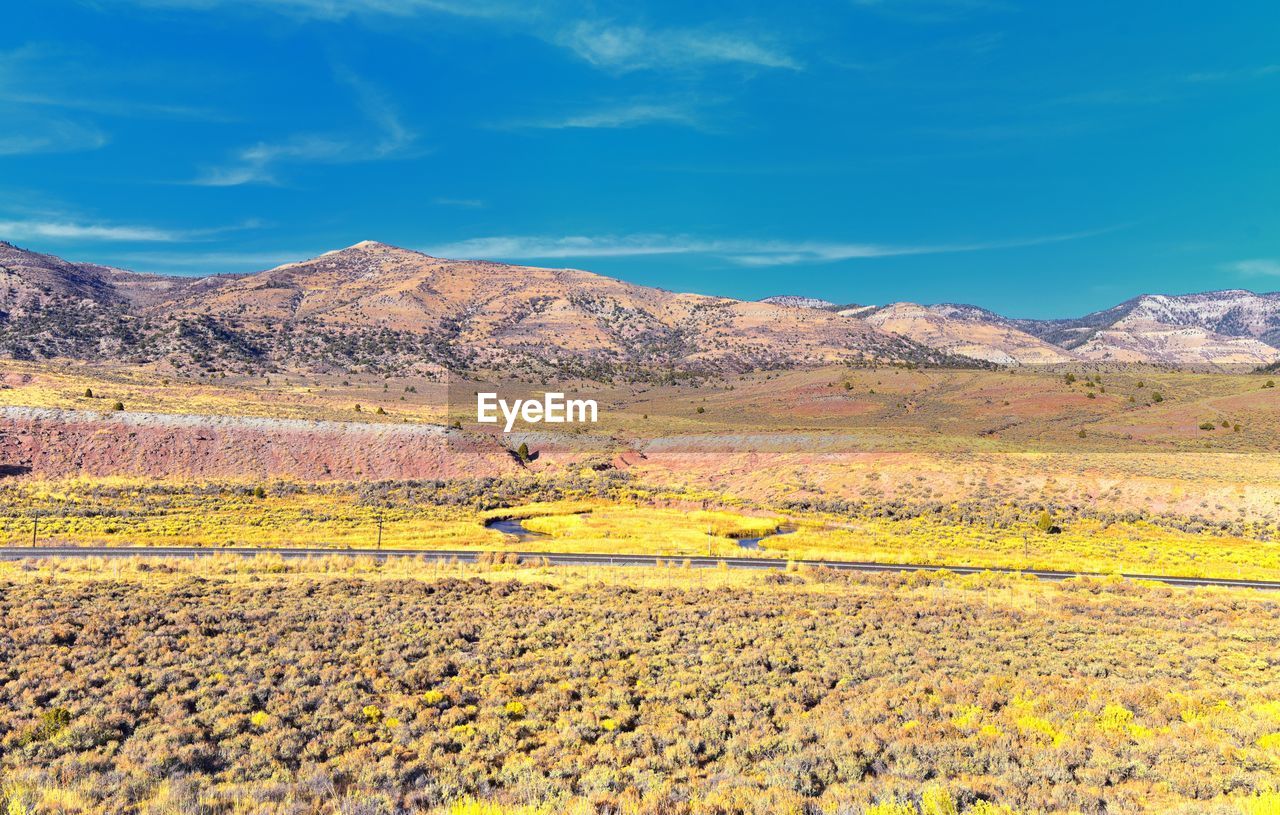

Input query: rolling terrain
[5,238,1280,377]
[4,249,1280,815]
[0,240,958,379]
[863,302,1077,364]
[763,288,1280,367]
[1013,291,1280,365]
[2,359,1279,581]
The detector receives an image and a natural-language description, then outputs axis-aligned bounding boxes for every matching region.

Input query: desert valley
[9,3,1280,812]
[2,238,1280,813]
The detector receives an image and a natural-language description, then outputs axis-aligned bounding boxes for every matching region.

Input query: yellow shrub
[1016,715,1065,746]
[445,798,552,815]
[921,786,958,815]
[951,704,981,729]
[1257,733,1280,751]
[1237,790,1280,815]
[1098,704,1134,732]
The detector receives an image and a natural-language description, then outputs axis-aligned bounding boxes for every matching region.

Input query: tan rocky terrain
[1014,290,1280,366]
[156,241,957,375]
[863,302,1078,364]
[763,288,1280,367]
[1068,316,1280,364]
[0,406,518,481]
[5,238,1280,373]
[0,240,959,378]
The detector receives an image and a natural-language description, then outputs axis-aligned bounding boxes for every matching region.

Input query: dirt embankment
[0,407,519,481]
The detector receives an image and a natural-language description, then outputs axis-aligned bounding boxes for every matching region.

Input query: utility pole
[706,523,712,557]
[375,514,383,550]
[31,511,37,548]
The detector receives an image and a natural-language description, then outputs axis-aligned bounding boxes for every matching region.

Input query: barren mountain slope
[0,241,207,360]
[1015,290,1280,364]
[155,241,959,373]
[1069,319,1280,365]
[864,302,1078,364]
[757,295,839,310]
[7,237,1280,372]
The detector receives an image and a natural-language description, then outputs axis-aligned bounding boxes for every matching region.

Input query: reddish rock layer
[0,408,518,481]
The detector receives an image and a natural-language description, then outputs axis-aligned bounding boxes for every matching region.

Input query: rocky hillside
[761,290,1280,367]
[1014,291,1280,365]
[864,303,1078,365]
[757,295,839,310]
[0,406,517,480]
[0,240,959,379]
[6,237,1279,372]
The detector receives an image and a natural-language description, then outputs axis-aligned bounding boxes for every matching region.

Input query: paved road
[1,545,1277,591]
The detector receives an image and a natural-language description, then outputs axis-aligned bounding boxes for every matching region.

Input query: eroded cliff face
[0,408,519,481]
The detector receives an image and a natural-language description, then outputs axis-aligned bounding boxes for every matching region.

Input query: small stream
[734,526,795,550]
[484,518,548,541]
[485,516,795,550]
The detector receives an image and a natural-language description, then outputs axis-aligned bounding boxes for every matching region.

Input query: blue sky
[2,1,1278,318]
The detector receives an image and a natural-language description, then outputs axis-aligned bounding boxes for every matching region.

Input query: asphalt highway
[1,546,1277,590]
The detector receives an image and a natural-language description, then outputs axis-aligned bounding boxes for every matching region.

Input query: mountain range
[2,239,1277,377]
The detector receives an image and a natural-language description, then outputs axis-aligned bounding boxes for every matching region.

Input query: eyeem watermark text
[476,392,598,432]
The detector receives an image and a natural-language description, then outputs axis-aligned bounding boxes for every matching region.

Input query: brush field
[3,360,1280,815]
[2,561,1280,815]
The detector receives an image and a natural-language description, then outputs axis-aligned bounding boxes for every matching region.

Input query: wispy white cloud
[0,118,108,155]
[427,228,1110,267]
[1186,64,1280,83]
[116,1,797,73]
[0,44,228,122]
[0,214,261,243]
[1041,62,1280,116]
[193,136,352,186]
[1228,259,1280,278]
[556,21,799,72]
[433,197,486,208]
[126,0,523,20]
[189,71,417,186]
[0,219,192,242]
[0,44,238,158]
[512,101,702,130]
[334,67,416,156]
[111,249,319,274]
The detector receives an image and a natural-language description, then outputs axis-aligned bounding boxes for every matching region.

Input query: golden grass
[0,478,499,550]
[766,516,1280,581]
[516,506,779,556]
[0,561,1277,814]
[4,479,1280,580]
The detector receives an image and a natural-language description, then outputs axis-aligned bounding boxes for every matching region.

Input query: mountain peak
[275,241,435,271]
[758,295,838,310]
